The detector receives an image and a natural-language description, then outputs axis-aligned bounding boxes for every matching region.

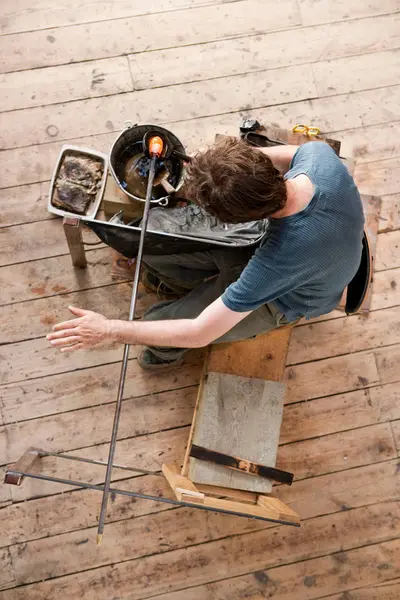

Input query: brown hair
[184,136,287,223]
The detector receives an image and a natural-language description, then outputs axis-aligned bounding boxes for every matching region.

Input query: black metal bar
[97,154,158,544]
[190,444,294,486]
[4,469,299,527]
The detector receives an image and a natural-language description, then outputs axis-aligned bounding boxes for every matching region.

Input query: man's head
[184,136,287,223]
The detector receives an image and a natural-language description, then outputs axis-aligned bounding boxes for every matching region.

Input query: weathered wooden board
[314,49,400,96]
[0,181,53,227]
[374,343,400,384]
[298,0,400,25]
[0,57,132,112]
[0,247,113,305]
[287,307,400,365]
[0,337,131,385]
[392,419,400,453]
[0,354,202,424]
[284,350,380,403]
[4,51,400,153]
[323,581,400,600]
[280,383,399,445]
[0,220,102,266]
[375,229,400,271]
[0,64,316,151]
[0,456,397,548]
[129,13,400,89]
[5,427,189,503]
[208,326,292,382]
[355,157,400,197]
[0,386,197,465]
[101,172,144,219]
[379,193,400,232]
[0,282,156,344]
[153,539,400,600]
[188,373,285,492]
[1,501,397,598]
[2,85,400,189]
[0,0,222,35]
[3,412,395,506]
[0,0,301,73]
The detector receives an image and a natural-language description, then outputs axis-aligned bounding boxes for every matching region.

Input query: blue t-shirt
[221,142,365,321]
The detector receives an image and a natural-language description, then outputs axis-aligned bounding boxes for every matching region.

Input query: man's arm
[258,145,298,174]
[46,298,251,352]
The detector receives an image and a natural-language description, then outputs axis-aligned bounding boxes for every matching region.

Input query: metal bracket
[189,444,294,485]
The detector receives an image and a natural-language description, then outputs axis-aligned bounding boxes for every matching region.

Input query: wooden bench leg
[63,217,87,268]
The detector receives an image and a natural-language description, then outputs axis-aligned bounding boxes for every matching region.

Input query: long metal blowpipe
[97,136,164,545]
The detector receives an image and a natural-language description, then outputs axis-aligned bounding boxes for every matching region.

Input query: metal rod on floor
[97,153,158,545]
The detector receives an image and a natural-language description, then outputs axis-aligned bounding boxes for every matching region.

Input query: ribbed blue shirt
[221,142,365,321]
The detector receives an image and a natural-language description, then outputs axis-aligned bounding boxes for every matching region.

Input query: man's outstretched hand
[46,306,113,352]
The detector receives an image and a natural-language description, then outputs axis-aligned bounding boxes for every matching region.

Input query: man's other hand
[46,305,112,352]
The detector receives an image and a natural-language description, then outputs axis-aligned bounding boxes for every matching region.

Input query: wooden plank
[0,281,155,344]
[1,132,115,188]
[314,49,400,96]
[188,373,285,492]
[256,495,300,522]
[0,354,202,424]
[153,539,400,600]
[379,193,400,232]
[5,427,189,503]
[3,406,394,506]
[129,13,400,89]
[375,230,400,271]
[1,501,398,598]
[2,85,400,189]
[62,217,87,268]
[0,387,197,465]
[322,581,400,600]
[333,121,400,164]
[392,419,400,453]
[287,307,400,365]
[284,350,380,404]
[280,382,400,445]
[0,0,301,73]
[355,157,400,197]
[0,0,221,35]
[207,326,292,381]
[161,464,204,502]
[370,268,400,310]
[1,457,397,548]
[369,382,400,422]
[0,548,15,591]
[0,337,132,385]
[0,181,53,227]
[0,64,316,151]
[276,458,400,520]
[0,247,116,305]
[298,0,400,26]
[276,422,396,479]
[0,219,103,266]
[375,344,400,384]
[0,57,132,112]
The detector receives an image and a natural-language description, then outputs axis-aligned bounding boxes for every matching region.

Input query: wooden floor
[1,0,400,598]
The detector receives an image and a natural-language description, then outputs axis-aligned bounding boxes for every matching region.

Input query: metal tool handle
[97,155,157,544]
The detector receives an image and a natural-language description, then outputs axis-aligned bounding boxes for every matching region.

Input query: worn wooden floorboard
[1,0,399,598]
[2,84,400,189]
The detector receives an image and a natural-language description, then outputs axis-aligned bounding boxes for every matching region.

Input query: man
[47,137,365,369]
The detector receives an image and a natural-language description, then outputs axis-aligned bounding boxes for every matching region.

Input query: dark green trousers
[142,247,289,360]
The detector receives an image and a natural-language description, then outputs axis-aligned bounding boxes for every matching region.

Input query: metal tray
[48,145,108,219]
